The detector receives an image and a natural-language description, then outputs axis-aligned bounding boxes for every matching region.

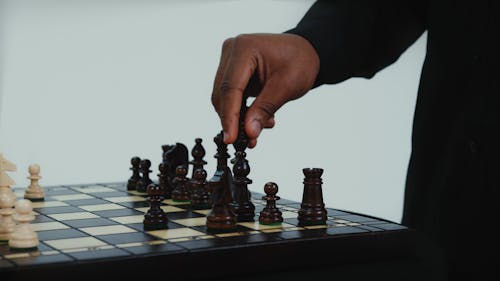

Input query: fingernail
[223,131,229,143]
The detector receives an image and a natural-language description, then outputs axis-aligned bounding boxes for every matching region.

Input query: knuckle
[233,34,255,50]
[219,81,243,98]
[255,101,278,119]
[222,38,234,52]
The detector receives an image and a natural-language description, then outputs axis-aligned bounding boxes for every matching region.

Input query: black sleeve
[286,0,427,86]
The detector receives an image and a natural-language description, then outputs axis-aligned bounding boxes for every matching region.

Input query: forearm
[286,0,428,86]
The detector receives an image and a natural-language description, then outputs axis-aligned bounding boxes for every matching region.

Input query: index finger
[217,46,258,144]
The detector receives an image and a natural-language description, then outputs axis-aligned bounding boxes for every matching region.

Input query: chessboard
[1,182,415,280]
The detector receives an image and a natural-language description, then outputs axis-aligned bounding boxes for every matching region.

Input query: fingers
[211,36,259,144]
[211,38,233,113]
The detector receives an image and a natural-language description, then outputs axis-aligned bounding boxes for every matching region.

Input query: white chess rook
[9,199,39,250]
[0,191,16,241]
[24,164,45,201]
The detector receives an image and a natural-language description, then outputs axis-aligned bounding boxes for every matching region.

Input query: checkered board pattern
[0,182,408,271]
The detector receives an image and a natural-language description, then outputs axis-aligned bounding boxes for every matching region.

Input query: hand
[211,33,320,148]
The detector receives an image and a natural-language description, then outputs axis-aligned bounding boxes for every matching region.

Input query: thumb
[244,78,288,143]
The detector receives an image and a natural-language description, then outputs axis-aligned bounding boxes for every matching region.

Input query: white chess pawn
[0,190,16,242]
[24,164,45,201]
[9,199,38,250]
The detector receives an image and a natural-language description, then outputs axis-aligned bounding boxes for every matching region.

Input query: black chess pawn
[158,163,172,199]
[189,138,207,178]
[127,156,142,191]
[298,168,328,226]
[259,182,283,225]
[231,151,255,222]
[171,165,190,202]
[190,168,210,209]
[143,183,168,230]
[136,159,153,193]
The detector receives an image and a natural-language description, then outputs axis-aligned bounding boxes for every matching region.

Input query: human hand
[211,33,319,148]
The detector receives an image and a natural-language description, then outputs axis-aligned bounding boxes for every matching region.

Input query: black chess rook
[298,168,327,226]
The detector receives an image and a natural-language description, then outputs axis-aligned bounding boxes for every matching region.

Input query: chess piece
[259,182,283,225]
[206,166,237,230]
[208,131,232,196]
[231,151,255,222]
[298,168,328,226]
[171,165,190,202]
[136,159,153,193]
[158,162,172,199]
[24,164,45,201]
[229,96,255,222]
[0,190,15,242]
[190,168,210,209]
[143,183,168,230]
[161,144,173,163]
[189,138,207,178]
[127,156,142,191]
[163,143,189,177]
[0,153,17,202]
[163,143,189,195]
[8,199,38,251]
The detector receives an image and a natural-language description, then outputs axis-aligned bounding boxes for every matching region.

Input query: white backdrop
[0,0,426,223]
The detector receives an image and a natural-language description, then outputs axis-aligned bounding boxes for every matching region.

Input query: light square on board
[237,222,295,230]
[127,190,147,196]
[72,186,115,193]
[109,215,144,224]
[193,209,211,215]
[44,237,108,251]
[135,205,184,213]
[106,196,145,203]
[79,203,125,212]
[51,194,94,201]
[80,225,137,236]
[147,228,205,240]
[162,199,191,206]
[31,201,69,208]
[172,217,206,227]
[32,222,70,231]
[47,212,99,221]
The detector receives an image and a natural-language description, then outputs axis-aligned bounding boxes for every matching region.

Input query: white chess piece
[0,153,17,202]
[9,199,38,250]
[24,164,45,201]
[0,190,16,242]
